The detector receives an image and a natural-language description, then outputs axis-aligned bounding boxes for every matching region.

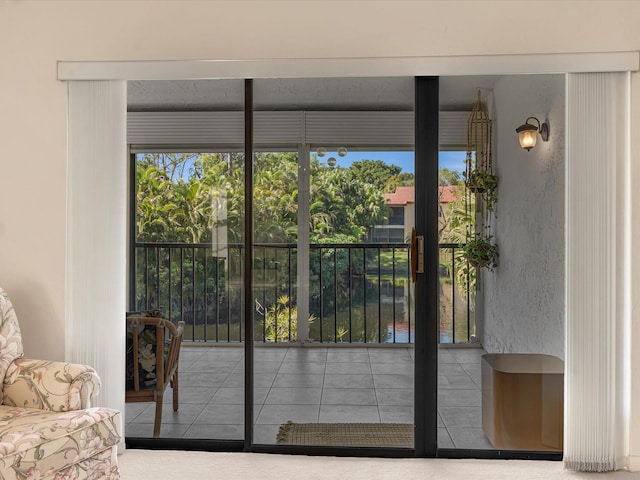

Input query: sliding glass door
[126,77,439,455]
[248,77,436,452]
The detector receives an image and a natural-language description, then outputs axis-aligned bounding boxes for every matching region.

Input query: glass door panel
[127,79,245,442]
[251,149,301,444]
[436,78,565,453]
[252,78,416,449]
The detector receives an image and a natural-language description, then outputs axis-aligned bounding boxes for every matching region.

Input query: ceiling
[127,76,501,112]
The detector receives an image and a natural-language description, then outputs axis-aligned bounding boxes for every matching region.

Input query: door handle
[411,228,425,282]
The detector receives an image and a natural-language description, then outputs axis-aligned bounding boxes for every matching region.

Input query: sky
[317,150,466,174]
[138,150,468,180]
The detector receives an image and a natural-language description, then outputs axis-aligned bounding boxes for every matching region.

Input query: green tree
[136,152,245,243]
[136,163,180,241]
[136,152,391,245]
[309,159,390,243]
[346,159,402,191]
[384,172,415,193]
[439,167,463,186]
[439,192,476,306]
[254,152,299,243]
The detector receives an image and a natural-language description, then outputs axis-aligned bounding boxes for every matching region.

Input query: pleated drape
[565,72,630,471]
[66,80,127,448]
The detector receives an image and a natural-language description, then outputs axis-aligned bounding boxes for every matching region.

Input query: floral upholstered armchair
[0,288,121,479]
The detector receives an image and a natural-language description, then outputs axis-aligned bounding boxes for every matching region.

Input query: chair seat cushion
[0,405,120,478]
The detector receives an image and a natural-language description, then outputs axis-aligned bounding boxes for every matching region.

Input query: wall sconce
[515,117,549,151]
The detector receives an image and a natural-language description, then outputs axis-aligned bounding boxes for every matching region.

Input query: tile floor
[125,345,492,449]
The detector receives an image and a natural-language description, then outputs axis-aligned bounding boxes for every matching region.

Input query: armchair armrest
[2,358,101,412]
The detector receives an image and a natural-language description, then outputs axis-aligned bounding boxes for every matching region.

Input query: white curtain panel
[66,81,127,439]
[565,72,631,471]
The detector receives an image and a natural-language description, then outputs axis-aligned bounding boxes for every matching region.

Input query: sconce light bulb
[521,131,536,148]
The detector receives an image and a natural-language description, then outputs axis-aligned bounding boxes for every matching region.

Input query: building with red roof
[371,185,462,242]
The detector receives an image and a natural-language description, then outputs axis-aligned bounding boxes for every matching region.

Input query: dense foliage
[438,167,462,186]
[439,182,477,311]
[135,152,399,245]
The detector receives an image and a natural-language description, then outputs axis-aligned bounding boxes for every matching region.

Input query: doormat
[276,421,414,448]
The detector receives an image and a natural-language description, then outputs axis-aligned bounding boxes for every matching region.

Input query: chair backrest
[126,315,184,393]
[0,289,24,388]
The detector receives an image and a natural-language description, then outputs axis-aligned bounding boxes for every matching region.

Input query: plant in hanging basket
[465,169,498,211]
[463,232,499,270]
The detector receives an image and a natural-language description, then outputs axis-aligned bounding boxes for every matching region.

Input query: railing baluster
[238,245,242,343]
[348,248,352,343]
[288,247,293,341]
[319,247,323,343]
[378,247,382,343]
[144,247,149,309]
[451,246,456,344]
[466,246,471,342]
[180,248,186,340]
[202,248,207,342]
[392,247,396,344]
[191,247,196,341]
[213,252,219,343]
[334,247,338,343]
[274,249,280,343]
[407,245,411,344]
[155,247,160,310]
[168,248,173,323]
[363,247,367,344]
[262,246,267,343]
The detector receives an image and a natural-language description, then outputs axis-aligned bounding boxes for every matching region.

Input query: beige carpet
[276,422,413,448]
[118,450,640,480]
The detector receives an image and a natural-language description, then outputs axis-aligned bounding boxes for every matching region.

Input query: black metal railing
[438,243,476,344]
[132,242,475,344]
[310,243,412,344]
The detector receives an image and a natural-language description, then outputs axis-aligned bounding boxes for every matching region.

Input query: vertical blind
[66,81,127,448]
[565,72,630,471]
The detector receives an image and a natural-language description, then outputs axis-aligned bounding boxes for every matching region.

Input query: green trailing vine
[465,169,498,212]
[463,232,499,271]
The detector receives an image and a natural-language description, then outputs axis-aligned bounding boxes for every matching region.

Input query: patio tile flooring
[125,345,493,449]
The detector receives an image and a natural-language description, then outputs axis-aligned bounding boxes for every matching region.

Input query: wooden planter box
[481,353,564,451]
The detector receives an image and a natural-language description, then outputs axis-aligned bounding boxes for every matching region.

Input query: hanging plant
[464,91,497,212]
[462,92,498,273]
[463,232,499,271]
[465,169,498,211]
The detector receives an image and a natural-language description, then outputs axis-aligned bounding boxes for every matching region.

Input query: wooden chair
[126,313,184,437]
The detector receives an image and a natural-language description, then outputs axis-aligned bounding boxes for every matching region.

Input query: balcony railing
[132,242,475,344]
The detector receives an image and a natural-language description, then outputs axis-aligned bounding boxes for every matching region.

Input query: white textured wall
[483,75,565,359]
